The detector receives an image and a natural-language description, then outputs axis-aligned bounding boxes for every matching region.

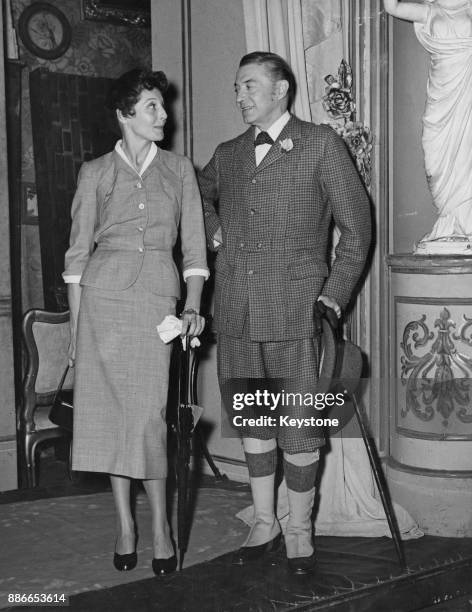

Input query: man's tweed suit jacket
[63,148,207,298]
[199,115,371,342]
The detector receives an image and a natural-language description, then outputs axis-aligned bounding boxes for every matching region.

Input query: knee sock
[283,450,319,492]
[245,449,277,478]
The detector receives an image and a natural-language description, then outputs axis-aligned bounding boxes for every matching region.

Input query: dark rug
[1,458,471,612]
[67,535,472,612]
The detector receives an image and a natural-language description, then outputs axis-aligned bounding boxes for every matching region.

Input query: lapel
[255,115,303,174]
[96,152,119,206]
[235,126,256,177]
[112,149,138,177]
[143,147,181,201]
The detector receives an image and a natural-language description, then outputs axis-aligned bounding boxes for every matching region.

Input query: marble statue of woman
[384,0,472,252]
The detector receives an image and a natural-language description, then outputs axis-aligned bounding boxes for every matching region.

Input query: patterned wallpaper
[12,0,151,182]
[11,0,151,309]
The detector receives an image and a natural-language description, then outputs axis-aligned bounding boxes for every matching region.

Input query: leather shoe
[113,551,137,572]
[287,552,316,575]
[152,554,177,575]
[232,532,281,565]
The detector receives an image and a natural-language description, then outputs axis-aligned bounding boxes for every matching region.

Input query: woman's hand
[67,283,82,367]
[180,308,206,339]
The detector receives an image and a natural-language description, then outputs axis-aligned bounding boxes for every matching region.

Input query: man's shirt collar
[254,111,291,142]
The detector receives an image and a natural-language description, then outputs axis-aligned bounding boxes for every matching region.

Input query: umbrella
[173,336,203,571]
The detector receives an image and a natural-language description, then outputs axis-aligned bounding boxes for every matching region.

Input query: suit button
[136,182,142,189]
[138,247,144,253]
[248,269,254,275]
[138,203,145,210]
[250,209,256,215]
[138,227,144,232]
[257,242,262,249]
[251,179,256,184]
[239,242,245,249]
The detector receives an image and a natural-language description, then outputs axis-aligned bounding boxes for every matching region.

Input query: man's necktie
[254,131,274,147]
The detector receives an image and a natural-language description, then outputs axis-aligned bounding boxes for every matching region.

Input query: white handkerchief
[156,315,201,348]
[188,403,204,425]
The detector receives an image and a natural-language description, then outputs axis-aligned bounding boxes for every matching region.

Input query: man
[199,52,371,574]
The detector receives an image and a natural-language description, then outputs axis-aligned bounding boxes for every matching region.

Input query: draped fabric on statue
[415,2,472,240]
[237,0,422,539]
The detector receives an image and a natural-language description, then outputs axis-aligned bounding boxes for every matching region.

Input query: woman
[63,69,208,575]
[384,0,472,242]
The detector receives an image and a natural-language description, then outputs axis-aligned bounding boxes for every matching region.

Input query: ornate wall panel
[394,298,472,441]
[388,255,472,476]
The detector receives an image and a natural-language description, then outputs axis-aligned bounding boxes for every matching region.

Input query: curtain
[242,0,311,121]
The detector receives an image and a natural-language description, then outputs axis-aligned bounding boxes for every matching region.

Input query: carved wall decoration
[399,304,472,435]
[82,0,150,28]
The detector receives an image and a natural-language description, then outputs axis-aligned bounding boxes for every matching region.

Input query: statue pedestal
[387,255,472,536]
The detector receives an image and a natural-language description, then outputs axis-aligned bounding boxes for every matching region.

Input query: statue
[384,0,472,254]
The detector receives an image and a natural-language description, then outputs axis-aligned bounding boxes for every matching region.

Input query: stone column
[387,255,472,536]
[0,9,19,491]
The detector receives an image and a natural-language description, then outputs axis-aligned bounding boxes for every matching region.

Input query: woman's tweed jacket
[64,148,208,292]
[199,115,371,342]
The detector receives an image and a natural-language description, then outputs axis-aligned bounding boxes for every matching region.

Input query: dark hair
[239,52,297,110]
[106,68,168,117]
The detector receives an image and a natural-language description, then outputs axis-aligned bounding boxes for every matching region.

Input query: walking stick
[316,302,407,571]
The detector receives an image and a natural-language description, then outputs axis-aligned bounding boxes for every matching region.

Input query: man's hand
[317,295,341,319]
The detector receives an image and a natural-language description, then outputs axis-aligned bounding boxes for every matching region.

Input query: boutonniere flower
[279,138,293,152]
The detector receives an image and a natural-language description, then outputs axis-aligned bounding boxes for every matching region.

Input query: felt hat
[318,316,363,397]
[314,305,363,434]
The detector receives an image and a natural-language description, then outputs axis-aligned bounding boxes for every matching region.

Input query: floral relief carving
[453,315,472,347]
[400,308,472,426]
[322,60,373,188]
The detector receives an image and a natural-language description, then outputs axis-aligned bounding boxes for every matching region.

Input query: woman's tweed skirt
[72,277,176,479]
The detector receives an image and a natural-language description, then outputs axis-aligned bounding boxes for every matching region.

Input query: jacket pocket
[288,257,328,280]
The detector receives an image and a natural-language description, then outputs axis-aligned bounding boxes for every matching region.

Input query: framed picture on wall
[22,183,39,225]
[82,0,150,27]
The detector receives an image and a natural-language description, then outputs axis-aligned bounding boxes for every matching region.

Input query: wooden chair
[18,309,73,487]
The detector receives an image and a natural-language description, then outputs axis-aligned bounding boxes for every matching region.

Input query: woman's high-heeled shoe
[113,533,137,571]
[152,554,177,575]
[152,537,177,575]
[113,550,137,571]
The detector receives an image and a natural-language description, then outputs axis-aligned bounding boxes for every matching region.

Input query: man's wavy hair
[239,51,297,111]
[106,68,168,117]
